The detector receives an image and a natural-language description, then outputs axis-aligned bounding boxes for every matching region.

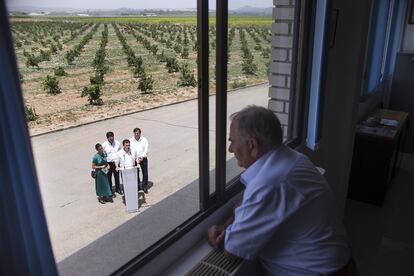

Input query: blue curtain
[0,0,57,274]
[364,0,391,94]
[306,0,328,150]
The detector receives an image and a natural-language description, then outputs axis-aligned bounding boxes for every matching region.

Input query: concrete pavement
[31,83,270,261]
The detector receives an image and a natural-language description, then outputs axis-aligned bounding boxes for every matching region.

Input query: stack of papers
[357,125,397,138]
[380,118,399,127]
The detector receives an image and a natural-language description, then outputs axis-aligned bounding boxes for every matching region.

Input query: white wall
[402,23,414,51]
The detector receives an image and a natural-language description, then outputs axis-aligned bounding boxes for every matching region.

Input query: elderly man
[208,106,353,276]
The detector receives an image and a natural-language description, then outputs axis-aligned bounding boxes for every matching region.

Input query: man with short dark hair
[208,106,352,275]
[102,131,122,195]
[130,128,149,194]
[115,140,138,170]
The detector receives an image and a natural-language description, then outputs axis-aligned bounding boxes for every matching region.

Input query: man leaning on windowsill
[207,105,358,276]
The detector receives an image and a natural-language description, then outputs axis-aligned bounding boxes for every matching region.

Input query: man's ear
[248,137,260,158]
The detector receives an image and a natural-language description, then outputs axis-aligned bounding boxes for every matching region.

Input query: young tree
[54,66,67,77]
[241,58,258,75]
[166,57,179,73]
[25,105,38,121]
[178,63,197,87]
[42,75,61,94]
[25,55,39,68]
[138,71,154,93]
[81,84,103,105]
[181,47,189,59]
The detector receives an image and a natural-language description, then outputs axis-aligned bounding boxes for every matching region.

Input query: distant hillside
[6,5,82,13]
[231,6,272,15]
[7,5,272,17]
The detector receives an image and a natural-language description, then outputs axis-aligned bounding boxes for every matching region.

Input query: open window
[1,0,308,274]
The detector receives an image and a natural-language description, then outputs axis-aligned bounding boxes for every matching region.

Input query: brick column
[268,0,296,138]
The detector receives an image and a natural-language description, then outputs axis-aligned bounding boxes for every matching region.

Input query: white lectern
[120,167,139,213]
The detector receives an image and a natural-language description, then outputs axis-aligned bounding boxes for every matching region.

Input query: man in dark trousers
[102,131,122,195]
[129,128,149,193]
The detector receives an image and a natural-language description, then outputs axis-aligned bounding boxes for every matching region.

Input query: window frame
[304,0,331,151]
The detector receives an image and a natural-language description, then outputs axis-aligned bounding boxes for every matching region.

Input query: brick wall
[268,0,296,138]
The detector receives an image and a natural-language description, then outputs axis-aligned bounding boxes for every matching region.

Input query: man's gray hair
[231,105,283,150]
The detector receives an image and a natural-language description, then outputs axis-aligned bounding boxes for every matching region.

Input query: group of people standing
[92,128,149,204]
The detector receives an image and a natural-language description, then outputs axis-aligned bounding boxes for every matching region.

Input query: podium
[120,167,139,212]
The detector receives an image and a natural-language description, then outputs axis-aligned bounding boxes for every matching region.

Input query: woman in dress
[92,143,113,204]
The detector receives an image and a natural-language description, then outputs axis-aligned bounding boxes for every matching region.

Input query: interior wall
[303,0,372,215]
[357,88,384,122]
[402,19,414,50]
[390,52,414,154]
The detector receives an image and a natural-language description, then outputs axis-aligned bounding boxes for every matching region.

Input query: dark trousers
[139,157,148,189]
[107,161,121,192]
[327,257,359,276]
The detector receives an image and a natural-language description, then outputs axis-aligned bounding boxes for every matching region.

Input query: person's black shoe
[117,190,123,195]
[143,187,148,194]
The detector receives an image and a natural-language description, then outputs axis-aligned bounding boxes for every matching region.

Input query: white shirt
[116,149,136,169]
[225,145,350,275]
[129,136,148,158]
[102,140,121,162]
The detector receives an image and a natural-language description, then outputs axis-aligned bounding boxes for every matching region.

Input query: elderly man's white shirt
[129,136,148,158]
[224,145,350,276]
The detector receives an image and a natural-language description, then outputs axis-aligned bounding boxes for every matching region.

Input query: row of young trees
[246,27,270,59]
[130,23,269,72]
[65,24,99,64]
[239,29,258,75]
[17,23,95,69]
[113,23,154,93]
[22,21,272,122]
[63,23,94,44]
[81,24,109,105]
[130,24,193,58]
[13,22,91,54]
[127,25,196,87]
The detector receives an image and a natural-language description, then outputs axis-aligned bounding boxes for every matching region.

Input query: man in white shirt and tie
[129,127,149,194]
[116,140,140,212]
[102,131,122,195]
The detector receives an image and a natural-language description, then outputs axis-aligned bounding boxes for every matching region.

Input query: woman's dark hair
[95,143,102,151]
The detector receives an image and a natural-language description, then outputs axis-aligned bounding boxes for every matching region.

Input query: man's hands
[207,225,226,248]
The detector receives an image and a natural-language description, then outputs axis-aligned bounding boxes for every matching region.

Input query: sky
[6,0,273,10]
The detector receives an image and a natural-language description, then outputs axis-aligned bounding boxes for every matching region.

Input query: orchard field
[10,16,273,135]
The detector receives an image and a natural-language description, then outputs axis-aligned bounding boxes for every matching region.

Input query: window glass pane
[226,0,273,184]
[8,1,200,268]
